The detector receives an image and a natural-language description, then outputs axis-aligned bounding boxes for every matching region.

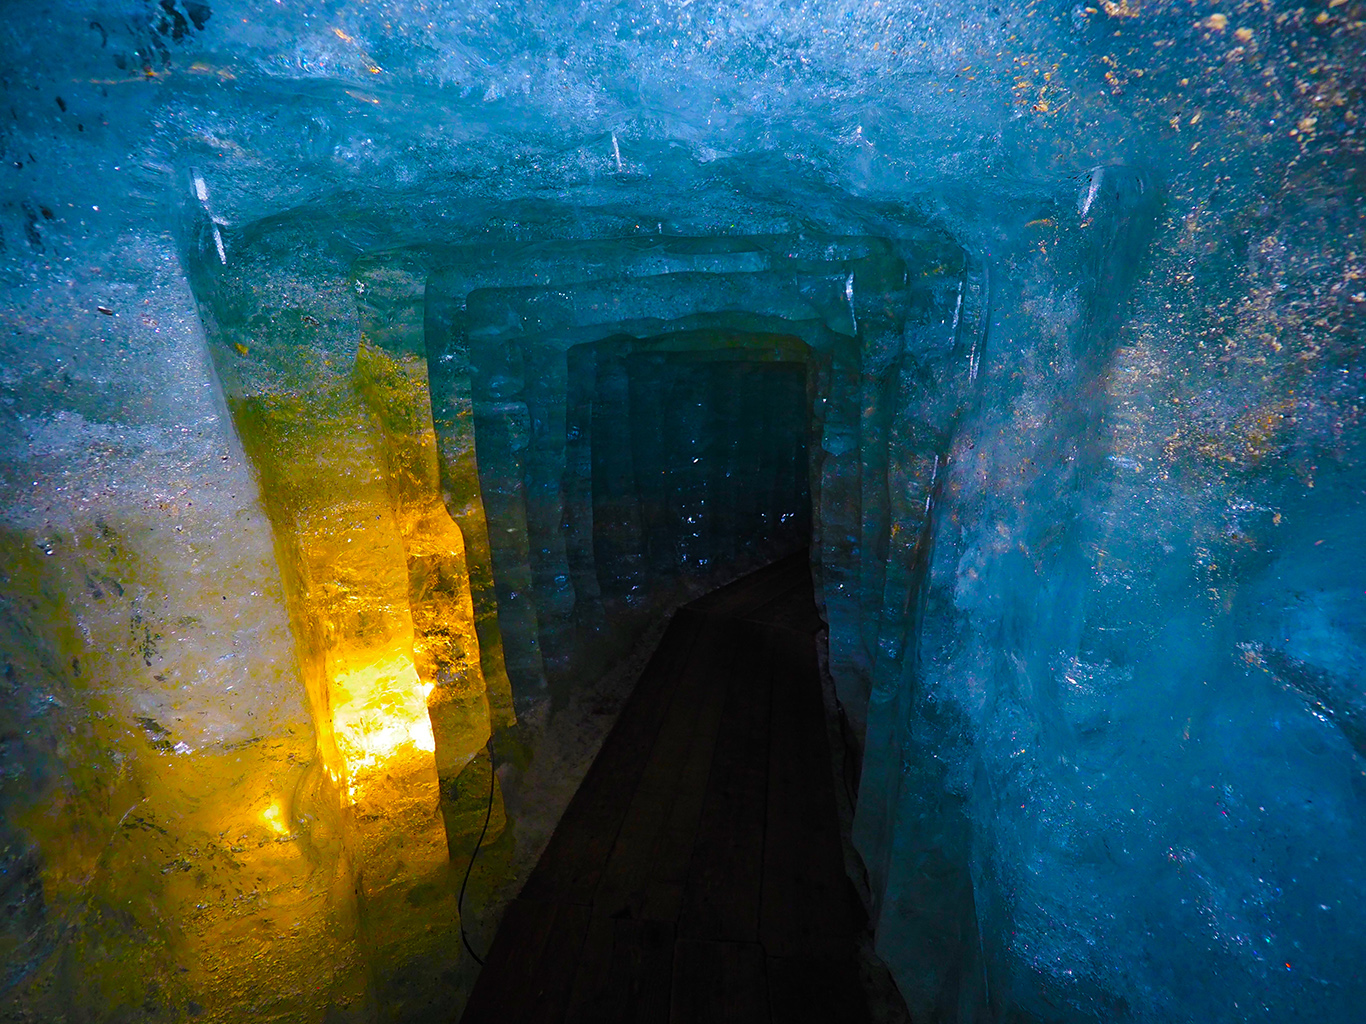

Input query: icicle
[1079,166,1104,217]
[193,170,227,264]
[845,271,856,333]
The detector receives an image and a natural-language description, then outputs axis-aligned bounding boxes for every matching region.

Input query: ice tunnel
[3,2,1365,1022]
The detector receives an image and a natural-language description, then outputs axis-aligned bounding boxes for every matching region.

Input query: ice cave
[2,1,1364,1021]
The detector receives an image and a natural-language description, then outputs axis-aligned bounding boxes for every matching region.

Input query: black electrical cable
[457,735,496,967]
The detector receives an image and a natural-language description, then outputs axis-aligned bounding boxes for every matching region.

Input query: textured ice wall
[3,0,1364,1021]
[426,224,971,709]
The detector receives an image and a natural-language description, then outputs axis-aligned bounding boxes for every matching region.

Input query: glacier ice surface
[2,1,1365,1021]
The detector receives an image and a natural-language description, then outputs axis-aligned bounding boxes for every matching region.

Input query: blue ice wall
[3,1,1364,1021]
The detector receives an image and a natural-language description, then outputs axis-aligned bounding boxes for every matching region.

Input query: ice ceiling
[2,0,1364,1021]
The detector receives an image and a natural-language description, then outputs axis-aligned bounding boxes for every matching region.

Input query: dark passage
[461,552,878,1023]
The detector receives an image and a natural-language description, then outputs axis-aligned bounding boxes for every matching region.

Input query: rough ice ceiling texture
[2,1,1365,1022]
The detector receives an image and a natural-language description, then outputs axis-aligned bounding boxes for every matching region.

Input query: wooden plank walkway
[461,551,874,1024]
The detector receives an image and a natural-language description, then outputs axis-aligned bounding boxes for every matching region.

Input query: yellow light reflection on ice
[260,800,290,835]
[329,650,436,800]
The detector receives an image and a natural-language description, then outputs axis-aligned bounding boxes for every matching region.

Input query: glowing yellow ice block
[330,649,436,798]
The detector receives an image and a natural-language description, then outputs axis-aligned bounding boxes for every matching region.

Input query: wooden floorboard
[463,551,892,1023]
[743,572,825,634]
[688,549,809,618]
[459,898,592,1024]
[767,955,870,1024]
[564,917,675,1024]
[677,621,771,944]
[761,624,861,959]
[521,609,705,905]
[669,939,769,1024]
[592,617,735,921]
